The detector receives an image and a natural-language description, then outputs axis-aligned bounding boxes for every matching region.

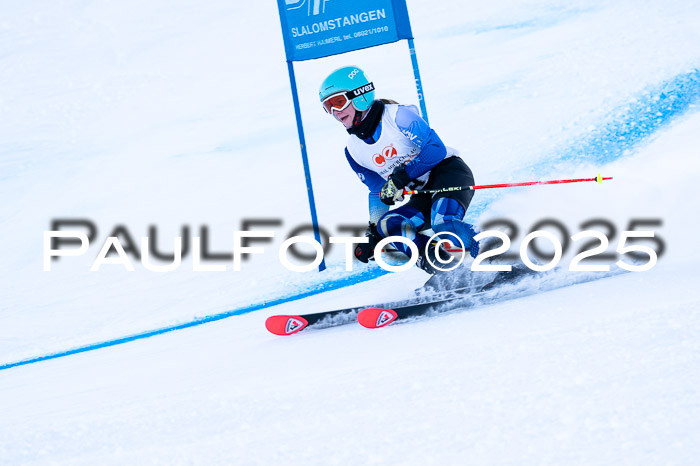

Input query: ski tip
[265,315,309,336]
[357,308,398,329]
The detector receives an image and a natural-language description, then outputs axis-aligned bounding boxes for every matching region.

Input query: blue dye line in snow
[466,68,700,222]
[0,267,389,372]
[3,69,699,372]
[551,68,700,166]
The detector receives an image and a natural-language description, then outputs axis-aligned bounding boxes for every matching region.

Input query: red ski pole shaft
[403,174,612,195]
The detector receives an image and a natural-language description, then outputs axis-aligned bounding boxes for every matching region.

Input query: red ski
[265,306,361,336]
[265,315,309,336]
[266,266,544,335]
[356,308,398,329]
[356,300,450,329]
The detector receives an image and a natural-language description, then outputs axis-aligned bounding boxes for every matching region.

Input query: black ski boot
[416,241,453,275]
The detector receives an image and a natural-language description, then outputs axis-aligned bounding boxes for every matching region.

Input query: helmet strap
[352,109,363,127]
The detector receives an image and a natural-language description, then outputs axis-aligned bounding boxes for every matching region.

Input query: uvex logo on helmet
[352,83,374,96]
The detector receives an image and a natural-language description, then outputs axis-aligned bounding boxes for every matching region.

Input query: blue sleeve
[345,149,389,223]
[395,105,447,180]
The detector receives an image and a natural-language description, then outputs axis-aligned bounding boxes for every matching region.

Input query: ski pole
[403,174,612,195]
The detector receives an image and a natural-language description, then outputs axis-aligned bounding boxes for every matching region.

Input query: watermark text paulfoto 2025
[43,218,664,273]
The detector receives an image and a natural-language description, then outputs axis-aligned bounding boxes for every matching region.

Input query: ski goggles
[321,82,374,113]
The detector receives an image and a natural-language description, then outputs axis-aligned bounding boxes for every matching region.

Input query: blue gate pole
[286,60,326,271]
[407,38,429,124]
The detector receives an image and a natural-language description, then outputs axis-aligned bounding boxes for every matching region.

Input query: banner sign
[277,0,413,61]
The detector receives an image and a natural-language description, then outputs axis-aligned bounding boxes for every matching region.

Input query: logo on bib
[372,145,398,168]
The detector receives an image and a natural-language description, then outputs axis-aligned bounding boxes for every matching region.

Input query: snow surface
[1,0,700,464]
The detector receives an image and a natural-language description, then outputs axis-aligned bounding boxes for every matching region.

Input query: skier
[319,66,480,274]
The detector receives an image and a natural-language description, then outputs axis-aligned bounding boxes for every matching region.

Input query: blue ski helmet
[319,66,375,112]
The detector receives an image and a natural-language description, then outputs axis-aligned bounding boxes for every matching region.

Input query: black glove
[380,165,412,206]
[354,222,382,263]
